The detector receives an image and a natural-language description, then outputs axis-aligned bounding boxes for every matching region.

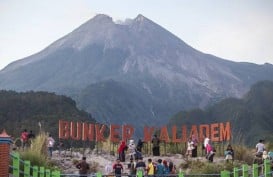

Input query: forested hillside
[0,91,96,145]
[168,80,273,146]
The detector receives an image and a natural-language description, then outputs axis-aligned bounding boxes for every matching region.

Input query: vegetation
[168,80,273,146]
[0,90,96,148]
[17,132,60,172]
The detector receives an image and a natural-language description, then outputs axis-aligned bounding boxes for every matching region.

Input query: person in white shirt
[47,134,55,158]
[255,139,265,157]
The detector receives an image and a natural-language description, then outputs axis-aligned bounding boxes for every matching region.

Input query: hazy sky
[1,0,273,70]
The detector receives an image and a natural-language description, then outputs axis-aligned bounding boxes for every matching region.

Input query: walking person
[76,156,90,177]
[47,134,55,158]
[113,158,123,177]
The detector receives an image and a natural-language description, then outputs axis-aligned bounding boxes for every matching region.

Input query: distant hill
[168,80,273,145]
[0,14,273,130]
[0,91,96,144]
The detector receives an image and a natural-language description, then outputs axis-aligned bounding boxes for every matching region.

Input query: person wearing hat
[113,158,123,177]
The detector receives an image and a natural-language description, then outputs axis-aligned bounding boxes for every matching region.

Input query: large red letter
[220,122,231,141]
[82,123,95,141]
[95,124,106,142]
[122,125,134,141]
[70,121,82,140]
[210,123,219,142]
[110,124,120,143]
[160,126,170,142]
[59,120,69,139]
[143,126,155,142]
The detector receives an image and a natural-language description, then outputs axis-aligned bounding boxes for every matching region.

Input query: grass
[17,131,61,172]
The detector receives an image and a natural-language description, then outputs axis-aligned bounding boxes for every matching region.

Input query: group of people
[117,138,144,162]
[109,157,177,177]
[20,129,56,158]
[20,129,35,149]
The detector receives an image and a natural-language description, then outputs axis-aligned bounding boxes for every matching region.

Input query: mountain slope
[0,91,96,142]
[168,80,273,145]
[0,14,273,128]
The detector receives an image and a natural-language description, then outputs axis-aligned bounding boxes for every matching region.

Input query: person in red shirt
[117,141,127,162]
[20,129,28,150]
[113,158,123,177]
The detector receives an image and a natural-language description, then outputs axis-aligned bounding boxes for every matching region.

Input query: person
[191,134,198,157]
[76,156,90,177]
[137,138,144,152]
[186,138,194,157]
[105,162,113,175]
[206,140,215,162]
[136,157,146,175]
[168,161,176,174]
[162,160,170,174]
[117,141,127,162]
[128,139,136,159]
[128,158,136,177]
[203,136,210,156]
[255,139,265,157]
[224,144,234,162]
[57,141,64,157]
[151,135,160,156]
[47,134,55,158]
[147,158,154,176]
[113,158,123,177]
[28,130,35,139]
[156,159,164,176]
[20,129,29,149]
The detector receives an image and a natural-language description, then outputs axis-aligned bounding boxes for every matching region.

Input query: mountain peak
[135,14,148,22]
[92,14,113,22]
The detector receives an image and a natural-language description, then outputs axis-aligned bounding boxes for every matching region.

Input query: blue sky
[1,0,273,70]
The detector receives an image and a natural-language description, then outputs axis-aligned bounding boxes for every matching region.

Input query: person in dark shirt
[137,138,144,152]
[113,158,123,177]
[151,135,160,156]
[76,157,90,177]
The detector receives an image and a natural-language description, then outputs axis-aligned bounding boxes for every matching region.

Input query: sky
[1,0,273,70]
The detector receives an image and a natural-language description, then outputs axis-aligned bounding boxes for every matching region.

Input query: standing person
[105,162,112,175]
[20,129,29,149]
[47,134,55,158]
[117,141,127,162]
[128,158,136,177]
[76,156,90,177]
[203,136,210,156]
[168,161,176,174]
[128,139,136,160]
[28,130,35,139]
[191,134,198,157]
[147,158,154,177]
[151,135,160,156]
[137,138,144,152]
[186,138,194,157]
[206,141,215,162]
[113,158,123,177]
[255,139,265,157]
[162,160,170,174]
[156,159,164,176]
[135,157,146,175]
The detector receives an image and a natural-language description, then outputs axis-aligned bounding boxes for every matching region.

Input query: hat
[116,158,120,161]
[129,139,134,144]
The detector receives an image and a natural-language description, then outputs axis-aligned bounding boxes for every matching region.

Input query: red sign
[59,120,231,143]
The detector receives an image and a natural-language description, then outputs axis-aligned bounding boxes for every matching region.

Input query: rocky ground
[51,149,225,175]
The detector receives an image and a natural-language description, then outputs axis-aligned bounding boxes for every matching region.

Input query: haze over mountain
[0,14,273,130]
